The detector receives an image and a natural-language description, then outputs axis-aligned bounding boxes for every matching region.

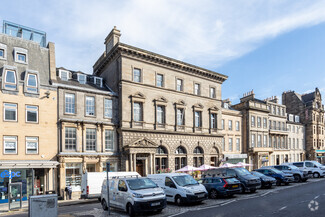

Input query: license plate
[232,185,238,188]
[151,202,160,206]
[197,193,205,198]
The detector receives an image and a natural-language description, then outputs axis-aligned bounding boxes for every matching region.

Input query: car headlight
[132,193,143,198]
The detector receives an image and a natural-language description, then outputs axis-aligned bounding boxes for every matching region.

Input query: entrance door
[8,183,22,210]
[136,160,144,176]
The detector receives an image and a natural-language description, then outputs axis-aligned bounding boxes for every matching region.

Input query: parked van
[148,173,208,205]
[263,165,309,182]
[286,161,325,178]
[81,171,140,200]
[101,172,166,216]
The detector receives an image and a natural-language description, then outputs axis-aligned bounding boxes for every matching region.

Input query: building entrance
[136,160,144,176]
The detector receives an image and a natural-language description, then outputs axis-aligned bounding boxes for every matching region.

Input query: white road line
[314,195,319,199]
[279,206,287,211]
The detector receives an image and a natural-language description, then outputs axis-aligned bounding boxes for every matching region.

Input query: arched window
[156,146,167,155]
[193,146,204,167]
[175,146,187,170]
[193,146,204,154]
[210,147,220,167]
[156,146,168,173]
[175,146,186,154]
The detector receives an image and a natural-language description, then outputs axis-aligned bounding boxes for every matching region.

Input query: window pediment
[154,96,168,103]
[131,92,146,99]
[209,106,219,111]
[193,103,204,109]
[175,100,186,106]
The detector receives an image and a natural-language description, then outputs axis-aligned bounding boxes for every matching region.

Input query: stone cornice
[93,43,228,83]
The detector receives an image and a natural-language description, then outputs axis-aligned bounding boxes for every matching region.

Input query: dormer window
[94,77,103,87]
[14,47,28,64]
[78,74,87,84]
[4,70,17,90]
[59,70,70,81]
[0,43,6,60]
[25,70,39,94]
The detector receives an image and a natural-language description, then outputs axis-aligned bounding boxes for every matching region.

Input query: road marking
[279,206,287,211]
[314,195,319,199]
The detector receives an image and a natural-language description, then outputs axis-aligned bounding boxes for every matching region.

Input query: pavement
[1,178,325,217]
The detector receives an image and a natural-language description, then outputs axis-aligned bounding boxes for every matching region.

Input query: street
[3,178,325,217]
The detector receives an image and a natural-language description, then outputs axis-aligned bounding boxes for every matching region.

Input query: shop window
[65,127,77,151]
[65,93,75,114]
[65,163,82,191]
[102,162,118,172]
[104,98,113,118]
[4,103,17,121]
[156,146,168,172]
[105,130,114,151]
[85,96,95,116]
[86,128,96,151]
[26,137,38,154]
[26,105,38,123]
[4,136,17,154]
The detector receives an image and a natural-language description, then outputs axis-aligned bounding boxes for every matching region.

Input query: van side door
[164,177,177,202]
[116,180,128,209]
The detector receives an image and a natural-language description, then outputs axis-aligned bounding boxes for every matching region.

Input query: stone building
[93,27,228,176]
[52,67,118,199]
[232,91,270,169]
[0,21,58,203]
[220,99,247,164]
[283,88,325,162]
[265,97,289,165]
[286,114,305,163]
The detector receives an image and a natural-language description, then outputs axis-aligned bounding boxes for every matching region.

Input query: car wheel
[313,172,320,178]
[294,175,301,182]
[210,189,218,199]
[101,199,108,211]
[276,179,281,186]
[250,189,256,193]
[175,195,182,206]
[285,182,289,186]
[267,184,272,189]
[127,203,135,217]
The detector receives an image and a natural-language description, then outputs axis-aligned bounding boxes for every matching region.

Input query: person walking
[65,184,72,200]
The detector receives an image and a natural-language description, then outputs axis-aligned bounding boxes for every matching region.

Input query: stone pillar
[145,157,148,176]
[128,153,132,172]
[59,161,66,200]
[77,123,83,152]
[148,153,152,174]
[133,154,136,172]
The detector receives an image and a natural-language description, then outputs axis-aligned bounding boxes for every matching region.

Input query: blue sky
[1,0,325,103]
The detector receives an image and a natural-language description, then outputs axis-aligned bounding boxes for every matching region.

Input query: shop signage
[317,153,325,158]
[0,170,21,178]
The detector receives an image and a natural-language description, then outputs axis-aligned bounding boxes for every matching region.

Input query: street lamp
[106,162,110,215]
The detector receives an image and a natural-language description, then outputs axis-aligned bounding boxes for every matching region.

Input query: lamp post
[106,162,110,215]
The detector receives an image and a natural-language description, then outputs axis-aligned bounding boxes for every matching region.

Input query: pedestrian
[65,184,72,200]
[67,184,72,200]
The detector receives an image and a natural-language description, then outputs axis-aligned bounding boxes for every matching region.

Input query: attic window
[78,74,86,84]
[14,47,28,64]
[26,72,38,93]
[94,77,102,87]
[59,70,69,81]
[4,70,17,90]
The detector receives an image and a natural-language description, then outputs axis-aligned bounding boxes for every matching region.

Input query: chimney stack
[104,26,121,54]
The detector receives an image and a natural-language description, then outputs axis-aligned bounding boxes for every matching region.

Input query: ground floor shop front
[120,130,224,176]
[0,160,58,204]
[57,153,119,200]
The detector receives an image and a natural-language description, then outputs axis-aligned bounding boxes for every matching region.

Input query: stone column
[148,153,152,174]
[145,157,148,176]
[133,153,137,172]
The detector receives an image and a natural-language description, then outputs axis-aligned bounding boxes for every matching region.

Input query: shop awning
[0,160,59,169]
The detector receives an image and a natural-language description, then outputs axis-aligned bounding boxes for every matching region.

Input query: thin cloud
[1,0,325,73]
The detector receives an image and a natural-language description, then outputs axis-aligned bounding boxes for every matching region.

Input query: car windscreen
[313,161,323,167]
[126,178,157,190]
[172,175,198,187]
[251,171,263,177]
[225,178,239,184]
[234,168,251,176]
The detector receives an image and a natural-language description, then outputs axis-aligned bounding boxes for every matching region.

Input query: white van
[81,171,140,200]
[286,161,325,178]
[101,172,166,216]
[148,173,208,206]
[81,172,107,199]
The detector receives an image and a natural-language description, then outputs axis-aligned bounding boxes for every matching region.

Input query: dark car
[200,177,241,198]
[254,168,294,186]
[251,171,276,188]
[269,165,309,182]
[202,168,261,193]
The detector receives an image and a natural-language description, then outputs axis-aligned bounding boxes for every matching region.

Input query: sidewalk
[0,198,98,215]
